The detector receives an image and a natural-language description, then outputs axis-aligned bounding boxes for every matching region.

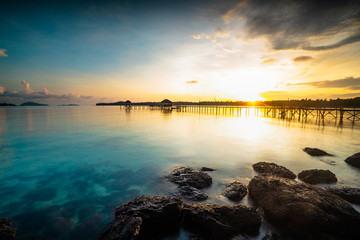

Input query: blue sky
[1,0,360,104]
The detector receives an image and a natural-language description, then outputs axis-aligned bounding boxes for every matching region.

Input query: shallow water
[0,106,359,239]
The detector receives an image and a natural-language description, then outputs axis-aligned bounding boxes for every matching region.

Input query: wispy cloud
[223,0,360,51]
[186,80,198,84]
[288,77,360,90]
[262,58,277,64]
[192,29,238,52]
[0,49,8,57]
[292,56,313,63]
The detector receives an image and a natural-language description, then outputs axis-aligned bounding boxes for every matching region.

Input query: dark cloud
[224,0,360,51]
[186,80,199,84]
[292,55,313,63]
[288,77,360,89]
[328,92,360,98]
[262,58,277,64]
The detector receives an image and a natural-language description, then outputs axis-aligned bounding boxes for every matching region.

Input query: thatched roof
[161,99,172,104]
[125,100,132,103]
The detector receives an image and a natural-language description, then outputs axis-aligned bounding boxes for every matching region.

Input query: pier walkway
[119,105,360,124]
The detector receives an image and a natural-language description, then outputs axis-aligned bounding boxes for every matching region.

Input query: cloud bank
[0,81,93,104]
[223,0,360,51]
[288,77,360,90]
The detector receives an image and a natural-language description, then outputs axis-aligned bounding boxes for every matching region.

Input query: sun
[218,68,280,101]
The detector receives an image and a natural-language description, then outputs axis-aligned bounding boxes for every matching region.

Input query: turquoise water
[0,106,359,239]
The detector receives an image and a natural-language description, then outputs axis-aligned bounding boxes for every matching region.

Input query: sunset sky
[1,0,360,105]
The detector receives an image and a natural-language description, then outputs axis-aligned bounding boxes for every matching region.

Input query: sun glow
[218,68,280,101]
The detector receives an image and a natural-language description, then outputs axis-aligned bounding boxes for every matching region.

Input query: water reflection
[0,106,359,239]
[26,108,33,132]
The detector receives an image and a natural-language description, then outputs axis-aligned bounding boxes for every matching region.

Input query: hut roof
[161,99,172,104]
[125,100,132,103]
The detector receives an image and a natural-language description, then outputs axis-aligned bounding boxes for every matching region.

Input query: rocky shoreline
[2,149,360,240]
[95,149,360,240]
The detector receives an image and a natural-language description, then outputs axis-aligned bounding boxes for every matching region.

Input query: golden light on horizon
[218,68,280,101]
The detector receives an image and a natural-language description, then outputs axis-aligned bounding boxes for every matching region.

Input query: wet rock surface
[98,196,182,240]
[326,186,360,204]
[223,181,247,201]
[178,186,209,201]
[344,152,360,168]
[97,215,141,240]
[182,203,261,239]
[303,147,333,156]
[200,167,215,172]
[248,175,360,239]
[261,232,280,240]
[0,218,16,240]
[252,162,296,179]
[168,167,212,189]
[98,195,261,240]
[298,169,337,184]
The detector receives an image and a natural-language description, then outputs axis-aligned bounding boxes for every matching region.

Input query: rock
[98,196,182,239]
[168,167,212,189]
[326,186,360,204]
[345,152,360,168]
[223,181,247,201]
[252,162,296,179]
[182,203,261,239]
[0,218,16,240]
[200,167,215,172]
[97,215,142,240]
[248,175,360,239]
[303,147,333,156]
[178,186,209,201]
[262,232,279,240]
[298,169,337,184]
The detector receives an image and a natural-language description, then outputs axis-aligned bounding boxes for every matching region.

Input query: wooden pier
[118,105,360,124]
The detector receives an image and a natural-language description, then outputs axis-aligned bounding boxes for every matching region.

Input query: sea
[0,106,359,239]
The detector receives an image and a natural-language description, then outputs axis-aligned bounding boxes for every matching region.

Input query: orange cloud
[0,49,8,57]
[292,55,313,63]
[262,58,277,64]
[186,80,198,84]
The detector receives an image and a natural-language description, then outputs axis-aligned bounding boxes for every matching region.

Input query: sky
[1,0,360,105]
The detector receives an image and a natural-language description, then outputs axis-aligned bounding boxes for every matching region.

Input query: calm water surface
[0,106,359,239]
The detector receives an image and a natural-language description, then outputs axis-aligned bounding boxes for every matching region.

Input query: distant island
[58,104,79,106]
[20,101,49,106]
[96,97,360,108]
[0,102,16,106]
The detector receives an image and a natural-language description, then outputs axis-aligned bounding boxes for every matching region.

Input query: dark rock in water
[252,162,296,179]
[345,152,360,168]
[303,147,333,156]
[248,175,360,239]
[98,196,182,240]
[326,186,360,204]
[223,181,247,201]
[97,215,142,240]
[298,169,337,184]
[168,167,212,189]
[182,203,261,239]
[262,232,279,240]
[200,167,215,172]
[178,186,209,201]
[0,218,16,240]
